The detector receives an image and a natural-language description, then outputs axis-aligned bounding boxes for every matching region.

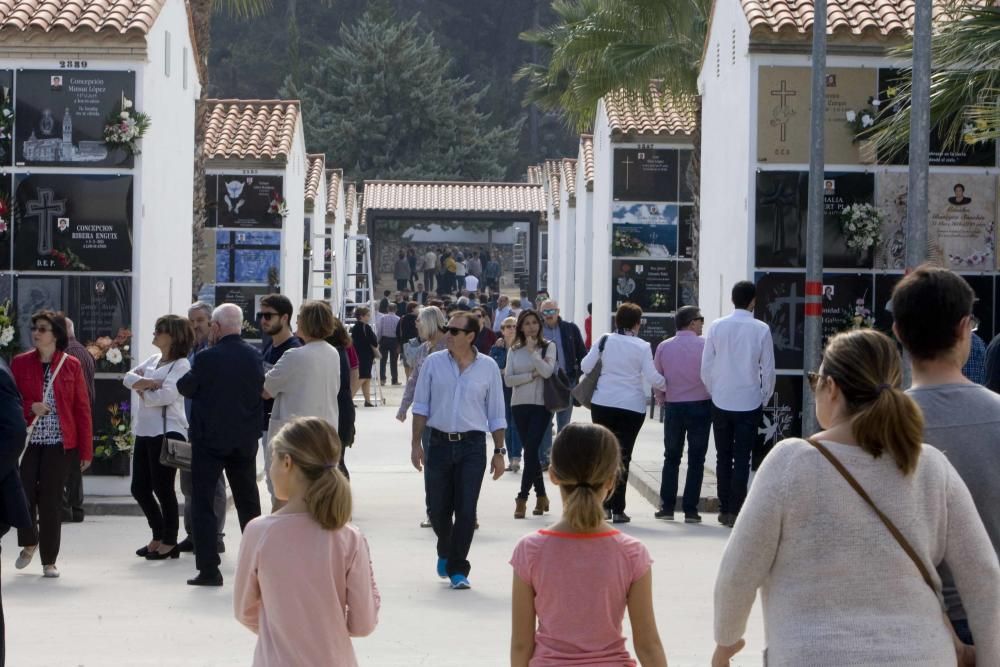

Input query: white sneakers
[43,565,59,578]
[14,547,59,577]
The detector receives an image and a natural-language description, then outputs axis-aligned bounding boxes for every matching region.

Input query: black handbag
[543,367,572,412]
[570,335,608,409]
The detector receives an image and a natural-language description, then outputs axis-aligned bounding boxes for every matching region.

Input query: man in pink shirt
[653,306,711,523]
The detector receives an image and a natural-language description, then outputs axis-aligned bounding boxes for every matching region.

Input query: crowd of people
[0,264,997,666]
[392,245,504,296]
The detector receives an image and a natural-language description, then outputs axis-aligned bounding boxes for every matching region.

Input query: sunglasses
[541,309,558,316]
[442,326,474,336]
[258,312,279,321]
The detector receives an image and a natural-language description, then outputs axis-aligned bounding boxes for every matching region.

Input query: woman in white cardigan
[263,301,341,492]
[712,330,998,667]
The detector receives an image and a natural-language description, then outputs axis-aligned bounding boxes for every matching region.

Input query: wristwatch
[494,448,506,456]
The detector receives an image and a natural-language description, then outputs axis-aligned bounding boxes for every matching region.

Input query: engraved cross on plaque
[620,155,634,190]
[770,79,798,142]
[25,188,65,255]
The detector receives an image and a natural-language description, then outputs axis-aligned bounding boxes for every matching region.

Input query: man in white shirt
[700,280,775,527]
[464,273,480,293]
[423,249,438,292]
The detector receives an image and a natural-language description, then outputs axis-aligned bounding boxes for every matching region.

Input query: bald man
[178,304,264,586]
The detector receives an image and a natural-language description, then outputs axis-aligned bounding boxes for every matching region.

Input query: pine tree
[284,12,522,183]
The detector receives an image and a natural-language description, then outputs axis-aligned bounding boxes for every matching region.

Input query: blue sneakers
[436,558,448,579]
[449,574,471,590]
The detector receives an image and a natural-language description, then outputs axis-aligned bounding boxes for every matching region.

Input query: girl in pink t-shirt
[234,417,380,666]
[510,423,668,667]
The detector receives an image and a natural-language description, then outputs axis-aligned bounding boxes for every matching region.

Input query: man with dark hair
[700,280,775,528]
[654,305,711,523]
[61,317,93,523]
[258,294,300,511]
[893,265,1000,647]
[410,310,506,590]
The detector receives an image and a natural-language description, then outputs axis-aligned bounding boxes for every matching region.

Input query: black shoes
[176,537,194,552]
[217,540,226,554]
[684,514,703,524]
[187,570,223,587]
[654,510,674,521]
[146,545,181,560]
[611,512,631,524]
[718,513,736,528]
[136,545,151,557]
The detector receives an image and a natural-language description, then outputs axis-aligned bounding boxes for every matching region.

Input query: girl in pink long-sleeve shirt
[234,417,380,666]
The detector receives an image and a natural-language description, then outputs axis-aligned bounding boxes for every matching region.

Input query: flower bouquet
[103,97,150,156]
[841,204,884,256]
[0,85,11,158]
[49,247,89,271]
[87,327,131,372]
[0,193,9,236]
[613,230,647,256]
[93,401,134,460]
[0,300,19,361]
[844,299,875,331]
[268,193,288,219]
[844,96,884,142]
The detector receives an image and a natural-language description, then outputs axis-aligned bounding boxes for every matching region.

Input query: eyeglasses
[541,309,558,316]
[258,312,279,321]
[442,326,474,336]
[807,371,823,391]
[29,326,52,333]
[693,316,705,322]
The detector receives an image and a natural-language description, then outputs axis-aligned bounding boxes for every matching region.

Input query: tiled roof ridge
[740,0,978,38]
[560,157,578,200]
[202,99,301,162]
[580,135,595,191]
[0,0,166,35]
[304,153,325,205]
[326,168,343,216]
[604,84,697,137]
[365,179,542,187]
[542,159,562,214]
[362,180,545,215]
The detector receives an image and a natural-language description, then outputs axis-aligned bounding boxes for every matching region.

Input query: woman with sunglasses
[504,310,556,519]
[123,315,195,560]
[712,329,998,667]
[490,316,522,472]
[12,310,92,578]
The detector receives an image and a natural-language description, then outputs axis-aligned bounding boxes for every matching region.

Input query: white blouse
[123,354,191,438]
[580,333,665,414]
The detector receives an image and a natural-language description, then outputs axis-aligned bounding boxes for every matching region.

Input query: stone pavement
[5,387,760,666]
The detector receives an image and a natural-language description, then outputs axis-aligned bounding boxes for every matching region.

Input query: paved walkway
[5,391,760,666]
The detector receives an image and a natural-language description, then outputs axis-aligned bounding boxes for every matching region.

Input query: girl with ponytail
[510,423,668,667]
[234,417,380,666]
[712,330,998,667]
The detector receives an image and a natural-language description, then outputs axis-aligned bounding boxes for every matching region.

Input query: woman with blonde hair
[235,417,379,666]
[510,423,667,666]
[712,329,999,667]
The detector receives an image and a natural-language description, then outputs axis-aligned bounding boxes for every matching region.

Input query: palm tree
[518,0,711,290]
[188,0,272,292]
[871,5,1000,159]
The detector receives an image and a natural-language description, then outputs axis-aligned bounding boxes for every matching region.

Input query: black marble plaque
[0,173,10,265]
[613,148,679,202]
[677,260,698,307]
[822,173,875,269]
[12,174,132,272]
[678,205,696,259]
[638,315,676,355]
[612,259,677,314]
[215,285,270,339]
[677,150,693,202]
[872,273,903,336]
[965,274,995,344]
[14,69,135,168]
[91,377,133,460]
[754,272,805,370]
[820,273,876,346]
[14,275,64,350]
[754,374,804,469]
[0,70,12,166]
[212,175,284,229]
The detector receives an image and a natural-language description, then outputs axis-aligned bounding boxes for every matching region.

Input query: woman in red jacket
[12,310,92,578]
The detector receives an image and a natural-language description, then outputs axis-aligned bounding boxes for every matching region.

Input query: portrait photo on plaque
[215,230,281,283]
[613,148,679,202]
[13,173,133,272]
[612,259,677,314]
[214,285,270,339]
[754,271,805,370]
[14,69,136,168]
[213,175,284,229]
[0,70,12,166]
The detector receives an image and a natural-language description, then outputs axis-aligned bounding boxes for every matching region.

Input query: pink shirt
[653,330,711,404]
[510,529,653,667]
[234,513,380,666]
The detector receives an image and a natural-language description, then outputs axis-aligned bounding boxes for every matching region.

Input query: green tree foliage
[282,12,523,184]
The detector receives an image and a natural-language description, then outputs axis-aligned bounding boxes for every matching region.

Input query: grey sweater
[503,342,555,406]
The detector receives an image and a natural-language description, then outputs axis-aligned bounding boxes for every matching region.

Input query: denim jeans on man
[504,400,522,460]
[659,400,712,515]
[712,405,762,517]
[424,431,487,577]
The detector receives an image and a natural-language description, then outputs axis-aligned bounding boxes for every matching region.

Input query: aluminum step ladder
[341,234,383,406]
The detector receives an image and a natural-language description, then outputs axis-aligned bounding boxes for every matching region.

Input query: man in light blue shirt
[411,311,506,590]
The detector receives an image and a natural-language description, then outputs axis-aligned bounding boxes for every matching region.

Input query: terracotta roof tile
[202,99,300,162]
[604,85,697,137]
[345,182,356,224]
[543,160,561,214]
[0,0,165,34]
[580,135,594,192]
[304,153,325,206]
[740,0,965,37]
[325,169,343,216]
[560,158,577,201]
[526,165,543,185]
[363,180,544,215]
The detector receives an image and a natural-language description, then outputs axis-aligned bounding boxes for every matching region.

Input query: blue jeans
[504,398,523,460]
[539,403,573,464]
[712,405,762,516]
[659,400,712,515]
[424,431,487,577]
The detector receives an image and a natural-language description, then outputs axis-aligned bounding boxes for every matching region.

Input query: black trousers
[192,444,260,574]
[512,404,551,501]
[590,403,646,514]
[17,445,71,565]
[131,434,182,544]
[61,448,84,521]
[379,338,399,383]
[424,431,486,577]
[712,405,762,517]
[423,269,435,291]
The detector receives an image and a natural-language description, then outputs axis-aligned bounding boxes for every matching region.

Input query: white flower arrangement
[105,347,123,365]
[103,97,150,156]
[841,203,885,253]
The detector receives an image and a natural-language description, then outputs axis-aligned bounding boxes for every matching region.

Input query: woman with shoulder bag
[13,311,93,578]
[505,310,556,519]
[712,330,998,667]
[123,315,195,560]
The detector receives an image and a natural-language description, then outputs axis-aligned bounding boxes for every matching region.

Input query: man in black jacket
[178,304,264,586]
[0,358,28,665]
[539,300,588,467]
